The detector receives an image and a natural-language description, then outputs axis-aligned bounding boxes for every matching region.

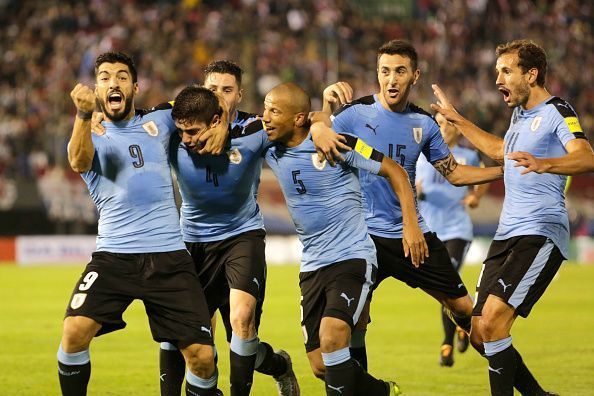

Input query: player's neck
[523,86,550,111]
[284,127,309,148]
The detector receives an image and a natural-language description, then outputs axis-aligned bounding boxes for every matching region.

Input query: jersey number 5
[292,170,307,194]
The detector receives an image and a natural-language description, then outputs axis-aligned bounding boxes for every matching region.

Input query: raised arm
[377,156,429,267]
[508,138,594,175]
[68,83,96,173]
[322,81,353,114]
[431,84,505,163]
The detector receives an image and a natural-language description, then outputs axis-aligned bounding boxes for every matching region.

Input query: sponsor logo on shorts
[327,384,345,393]
[497,278,512,293]
[488,366,503,375]
[340,292,355,307]
[200,326,212,338]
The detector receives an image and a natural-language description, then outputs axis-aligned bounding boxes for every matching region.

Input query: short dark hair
[172,85,221,125]
[95,52,137,83]
[204,60,243,86]
[496,39,547,86]
[377,39,418,70]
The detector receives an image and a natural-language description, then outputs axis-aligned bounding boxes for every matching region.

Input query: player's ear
[412,69,421,86]
[237,88,243,104]
[527,68,538,85]
[209,114,221,128]
[133,82,139,94]
[294,112,307,127]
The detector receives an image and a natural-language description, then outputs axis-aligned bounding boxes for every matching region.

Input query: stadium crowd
[0,0,592,225]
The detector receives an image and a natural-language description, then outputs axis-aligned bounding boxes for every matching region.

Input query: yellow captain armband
[354,139,373,159]
[564,117,582,133]
[168,100,175,106]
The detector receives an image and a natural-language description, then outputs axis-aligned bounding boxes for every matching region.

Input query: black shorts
[65,250,213,346]
[472,235,564,318]
[443,238,472,272]
[299,259,375,352]
[371,232,468,298]
[186,229,267,333]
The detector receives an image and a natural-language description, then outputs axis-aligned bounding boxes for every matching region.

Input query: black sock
[442,307,457,346]
[254,342,287,377]
[449,310,472,334]
[58,361,91,396]
[229,351,256,396]
[485,338,516,396]
[185,382,219,396]
[352,359,389,395]
[325,360,356,396]
[513,348,546,395]
[160,344,186,396]
[349,329,367,370]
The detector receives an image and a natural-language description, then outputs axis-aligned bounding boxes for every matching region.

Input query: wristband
[77,110,93,120]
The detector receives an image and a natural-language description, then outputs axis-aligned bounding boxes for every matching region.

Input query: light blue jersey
[332,95,451,238]
[416,145,480,242]
[170,111,271,242]
[264,134,382,272]
[497,96,585,258]
[81,109,185,253]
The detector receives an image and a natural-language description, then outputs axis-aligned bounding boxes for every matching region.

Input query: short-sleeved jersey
[497,96,585,258]
[264,133,382,272]
[170,111,271,242]
[81,109,185,253]
[416,145,481,242]
[331,95,451,238]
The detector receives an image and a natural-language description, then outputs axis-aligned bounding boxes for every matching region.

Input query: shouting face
[95,62,137,121]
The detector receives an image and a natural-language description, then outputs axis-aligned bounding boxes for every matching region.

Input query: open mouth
[107,91,123,110]
[387,87,399,98]
[498,87,511,102]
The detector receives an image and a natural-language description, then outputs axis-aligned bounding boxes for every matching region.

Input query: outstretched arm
[322,81,353,114]
[433,153,503,186]
[431,84,505,163]
[68,83,96,173]
[508,138,594,175]
[377,157,429,267]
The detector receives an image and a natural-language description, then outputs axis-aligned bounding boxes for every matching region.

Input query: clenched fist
[70,83,96,113]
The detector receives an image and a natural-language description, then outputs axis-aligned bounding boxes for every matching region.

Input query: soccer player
[263,82,429,395]
[319,39,503,369]
[432,39,594,396]
[61,52,226,396]
[416,113,489,367]
[162,75,299,396]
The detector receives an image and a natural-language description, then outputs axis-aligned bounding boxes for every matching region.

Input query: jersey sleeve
[340,133,383,175]
[547,98,587,147]
[422,120,451,163]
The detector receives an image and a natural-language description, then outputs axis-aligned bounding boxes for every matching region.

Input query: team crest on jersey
[311,153,327,170]
[70,293,87,310]
[142,121,160,136]
[530,116,542,132]
[227,148,242,164]
[413,127,423,144]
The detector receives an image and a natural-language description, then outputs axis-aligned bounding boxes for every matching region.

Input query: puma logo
[498,278,512,293]
[340,292,355,307]
[457,283,465,289]
[160,373,166,381]
[327,384,345,393]
[200,326,212,337]
[365,123,379,134]
[253,277,260,290]
[488,366,504,375]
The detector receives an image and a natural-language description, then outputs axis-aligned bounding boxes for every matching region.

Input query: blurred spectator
[0,0,592,227]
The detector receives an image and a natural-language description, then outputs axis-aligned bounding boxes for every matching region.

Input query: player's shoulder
[545,96,578,118]
[230,111,263,139]
[333,95,377,118]
[407,102,438,126]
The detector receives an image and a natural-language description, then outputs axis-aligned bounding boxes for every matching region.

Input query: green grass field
[1,262,593,395]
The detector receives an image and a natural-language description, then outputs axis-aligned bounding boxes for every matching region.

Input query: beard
[98,95,134,122]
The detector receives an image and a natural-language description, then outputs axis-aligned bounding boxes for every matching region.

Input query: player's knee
[61,317,97,352]
[478,314,500,339]
[230,305,255,338]
[184,344,215,378]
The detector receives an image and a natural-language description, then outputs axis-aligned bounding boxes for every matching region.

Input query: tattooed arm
[433,153,503,186]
